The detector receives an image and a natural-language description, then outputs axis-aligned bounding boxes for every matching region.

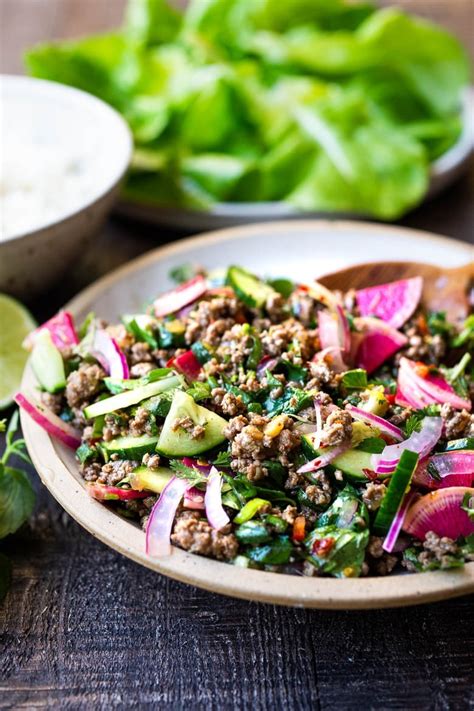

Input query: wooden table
[1,3,473,708]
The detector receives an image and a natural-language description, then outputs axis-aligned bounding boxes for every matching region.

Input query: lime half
[0,294,36,410]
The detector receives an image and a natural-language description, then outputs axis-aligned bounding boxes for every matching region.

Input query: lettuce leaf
[25,0,470,219]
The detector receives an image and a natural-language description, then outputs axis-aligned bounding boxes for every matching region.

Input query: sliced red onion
[413,451,474,489]
[23,310,78,351]
[353,317,407,374]
[15,392,82,449]
[311,400,323,451]
[345,404,403,442]
[86,483,149,501]
[297,442,351,474]
[181,457,212,474]
[372,416,443,474]
[146,476,188,557]
[204,467,230,530]
[399,358,471,411]
[336,304,351,355]
[383,490,417,553]
[153,275,207,318]
[91,329,129,379]
[312,346,347,374]
[257,356,279,378]
[183,486,205,510]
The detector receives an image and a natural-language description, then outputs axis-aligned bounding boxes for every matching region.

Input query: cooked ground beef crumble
[30,265,473,579]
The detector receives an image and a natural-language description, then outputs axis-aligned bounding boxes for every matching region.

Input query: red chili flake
[415,314,429,336]
[166,356,176,368]
[313,537,335,557]
[414,362,432,378]
[363,468,379,480]
[385,393,396,405]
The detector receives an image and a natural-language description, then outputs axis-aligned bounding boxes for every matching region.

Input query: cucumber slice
[30,330,66,393]
[84,375,180,419]
[227,266,276,308]
[302,433,389,482]
[157,390,227,457]
[373,450,419,535]
[129,466,174,494]
[102,435,158,460]
[445,437,474,452]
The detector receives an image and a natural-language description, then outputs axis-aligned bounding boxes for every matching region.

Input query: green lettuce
[26,0,470,219]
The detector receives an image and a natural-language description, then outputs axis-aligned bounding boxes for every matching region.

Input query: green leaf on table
[0,466,35,539]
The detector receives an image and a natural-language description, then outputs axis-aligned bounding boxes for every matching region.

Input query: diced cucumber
[130,466,174,493]
[302,433,390,482]
[30,330,66,393]
[84,375,180,419]
[373,450,419,535]
[227,266,277,308]
[157,390,227,457]
[101,434,158,460]
[444,437,474,451]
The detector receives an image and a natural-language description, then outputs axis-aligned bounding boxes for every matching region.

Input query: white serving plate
[20,221,474,608]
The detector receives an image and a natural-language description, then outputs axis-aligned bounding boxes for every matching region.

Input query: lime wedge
[0,294,36,410]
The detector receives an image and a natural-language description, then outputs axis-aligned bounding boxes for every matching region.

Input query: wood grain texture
[1,1,474,708]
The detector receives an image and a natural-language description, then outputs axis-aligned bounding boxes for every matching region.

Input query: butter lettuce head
[26,0,470,219]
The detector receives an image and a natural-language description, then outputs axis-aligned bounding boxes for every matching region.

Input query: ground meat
[124,495,157,521]
[65,363,105,409]
[129,342,153,365]
[211,387,246,416]
[142,453,161,469]
[280,505,298,525]
[441,404,474,439]
[172,416,205,440]
[80,461,102,482]
[305,472,332,507]
[388,406,413,427]
[403,531,466,572]
[290,290,318,327]
[320,408,352,447]
[184,297,239,345]
[130,362,156,378]
[41,391,63,415]
[102,414,128,442]
[362,482,387,511]
[129,407,154,436]
[171,510,238,560]
[99,459,138,486]
[261,319,317,360]
[365,536,399,576]
[224,413,300,481]
[307,357,341,390]
[398,321,447,365]
[265,292,286,322]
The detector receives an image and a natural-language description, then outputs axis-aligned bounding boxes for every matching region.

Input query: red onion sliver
[383,490,417,553]
[14,392,82,449]
[204,467,230,530]
[153,275,207,318]
[183,486,206,510]
[298,442,350,474]
[372,417,442,474]
[146,477,188,557]
[345,404,403,442]
[91,329,129,379]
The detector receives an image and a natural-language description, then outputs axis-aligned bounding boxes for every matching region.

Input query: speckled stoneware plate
[117,91,474,231]
[20,221,474,609]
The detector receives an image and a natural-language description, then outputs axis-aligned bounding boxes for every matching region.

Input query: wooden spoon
[318,260,474,322]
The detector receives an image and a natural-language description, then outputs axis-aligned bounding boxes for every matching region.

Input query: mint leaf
[0,466,35,538]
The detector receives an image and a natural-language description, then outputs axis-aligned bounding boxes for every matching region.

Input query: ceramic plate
[117,92,474,231]
[20,221,474,608]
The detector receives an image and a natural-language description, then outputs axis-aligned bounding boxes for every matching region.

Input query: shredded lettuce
[26,0,470,219]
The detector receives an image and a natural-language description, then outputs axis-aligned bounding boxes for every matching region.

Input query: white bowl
[0,75,132,297]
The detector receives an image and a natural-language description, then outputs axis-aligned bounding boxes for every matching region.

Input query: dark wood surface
[1,2,474,709]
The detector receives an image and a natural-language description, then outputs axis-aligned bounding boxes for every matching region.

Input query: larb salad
[17,266,474,578]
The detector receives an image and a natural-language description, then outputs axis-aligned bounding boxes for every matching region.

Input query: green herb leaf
[0,467,35,539]
[169,459,207,486]
[342,369,368,391]
[186,381,212,402]
[461,491,474,522]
